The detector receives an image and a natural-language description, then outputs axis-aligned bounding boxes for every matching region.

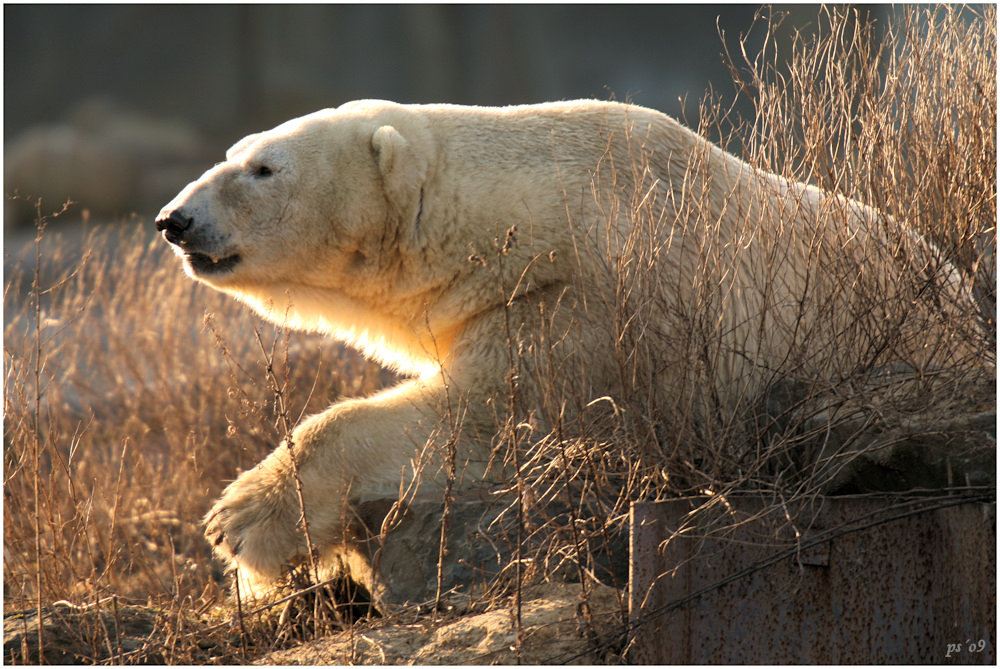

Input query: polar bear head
[155,101,430,300]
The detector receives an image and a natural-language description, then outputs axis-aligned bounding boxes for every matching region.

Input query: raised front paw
[203,465,305,596]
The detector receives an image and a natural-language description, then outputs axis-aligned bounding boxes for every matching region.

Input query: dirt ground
[256,581,627,666]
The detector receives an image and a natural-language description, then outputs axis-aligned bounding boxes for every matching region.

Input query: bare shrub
[759,6,991,339]
[3,217,391,661]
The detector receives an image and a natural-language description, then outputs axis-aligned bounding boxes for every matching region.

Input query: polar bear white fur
[156,99,963,597]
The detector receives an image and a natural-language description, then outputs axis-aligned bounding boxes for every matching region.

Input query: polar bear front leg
[203,378,470,597]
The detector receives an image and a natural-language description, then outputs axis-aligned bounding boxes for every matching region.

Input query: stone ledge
[332,490,629,610]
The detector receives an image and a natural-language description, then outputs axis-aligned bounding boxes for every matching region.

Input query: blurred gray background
[4,4,855,228]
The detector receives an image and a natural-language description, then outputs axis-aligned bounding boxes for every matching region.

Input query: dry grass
[727,4,995,340]
[3,5,994,664]
[3,217,393,661]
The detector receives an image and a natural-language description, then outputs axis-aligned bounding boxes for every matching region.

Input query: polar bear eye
[253,165,274,178]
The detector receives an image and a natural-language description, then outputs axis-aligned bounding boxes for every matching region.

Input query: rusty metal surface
[628,495,996,664]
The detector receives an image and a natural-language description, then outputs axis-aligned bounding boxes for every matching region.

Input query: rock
[819,410,996,494]
[755,367,996,494]
[4,123,139,222]
[330,490,629,611]
[3,602,159,664]
[3,96,211,226]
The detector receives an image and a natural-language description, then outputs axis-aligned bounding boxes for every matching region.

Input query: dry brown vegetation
[4,5,994,664]
[3,220,394,661]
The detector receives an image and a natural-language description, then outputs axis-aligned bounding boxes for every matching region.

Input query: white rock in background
[4,96,211,227]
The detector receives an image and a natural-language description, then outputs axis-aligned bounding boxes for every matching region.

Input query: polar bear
[156,99,964,597]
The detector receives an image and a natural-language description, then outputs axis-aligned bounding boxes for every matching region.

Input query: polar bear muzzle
[155,209,242,276]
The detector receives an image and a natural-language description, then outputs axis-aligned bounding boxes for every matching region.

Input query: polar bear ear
[226,133,262,161]
[371,125,427,210]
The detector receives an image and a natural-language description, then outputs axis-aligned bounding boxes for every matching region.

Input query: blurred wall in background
[4,4,839,227]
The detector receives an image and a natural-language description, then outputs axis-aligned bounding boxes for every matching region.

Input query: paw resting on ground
[203,464,307,590]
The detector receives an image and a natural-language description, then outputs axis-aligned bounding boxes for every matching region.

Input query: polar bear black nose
[155,210,193,245]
